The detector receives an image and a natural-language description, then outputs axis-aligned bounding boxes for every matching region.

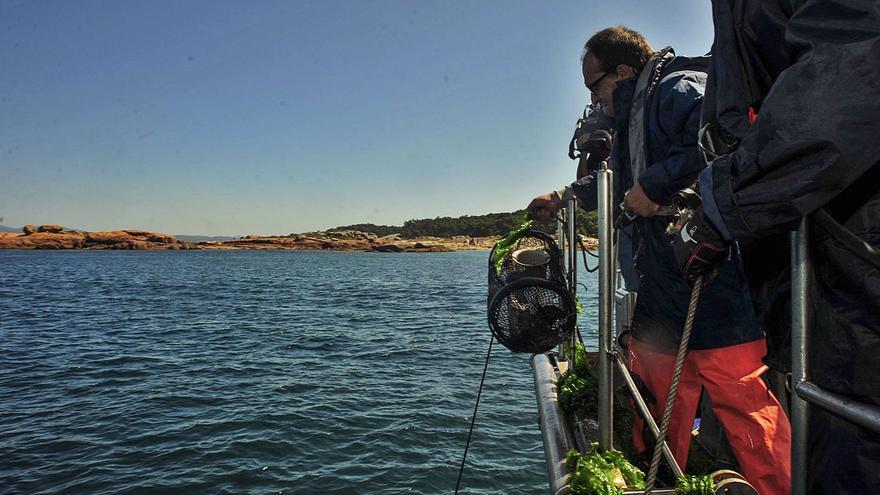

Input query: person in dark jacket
[672,1,880,493]
[528,27,791,495]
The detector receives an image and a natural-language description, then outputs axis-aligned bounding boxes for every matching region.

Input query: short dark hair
[584,26,653,73]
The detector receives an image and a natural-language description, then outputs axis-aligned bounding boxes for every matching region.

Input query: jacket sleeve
[700,0,880,241]
[637,73,706,205]
[568,171,599,211]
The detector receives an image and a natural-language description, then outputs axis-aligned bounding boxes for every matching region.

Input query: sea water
[0,250,598,494]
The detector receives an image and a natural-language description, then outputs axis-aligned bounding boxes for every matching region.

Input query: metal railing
[532,353,576,495]
[597,165,615,451]
[537,175,880,494]
[789,217,880,495]
[567,198,578,353]
[790,219,810,495]
[537,165,699,492]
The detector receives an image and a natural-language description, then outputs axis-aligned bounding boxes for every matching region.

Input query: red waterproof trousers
[628,337,791,495]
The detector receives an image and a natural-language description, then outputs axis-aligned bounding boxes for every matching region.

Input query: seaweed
[675,474,714,494]
[567,443,646,495]
[490,216,533,275]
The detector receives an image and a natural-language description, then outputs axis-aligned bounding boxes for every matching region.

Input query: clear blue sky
[0,0,713,236]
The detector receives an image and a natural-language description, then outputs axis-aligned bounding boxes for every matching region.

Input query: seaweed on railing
[675,474,714,495]
[566,443,645,495]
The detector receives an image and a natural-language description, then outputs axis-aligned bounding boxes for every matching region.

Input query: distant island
[0,210,598,252]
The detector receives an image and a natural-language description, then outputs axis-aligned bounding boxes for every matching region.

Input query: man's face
[583,53,621,117]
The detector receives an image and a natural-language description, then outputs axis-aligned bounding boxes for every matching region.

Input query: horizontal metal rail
[796,381,880,435]
[532,353,575,495]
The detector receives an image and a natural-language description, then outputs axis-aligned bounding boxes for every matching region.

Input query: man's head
[582,27,653,117]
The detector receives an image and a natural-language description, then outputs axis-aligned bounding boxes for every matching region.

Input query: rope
[454,334,494,494]
[644,276,704,493]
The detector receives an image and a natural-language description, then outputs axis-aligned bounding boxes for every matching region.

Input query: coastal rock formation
[0,225,583,253]
[211,235,377,251]
[0,228,194,250]
[196,231,468,252]
[373,242,452,253]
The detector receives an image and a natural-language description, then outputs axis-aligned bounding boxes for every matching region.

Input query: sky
[0,0,714,236]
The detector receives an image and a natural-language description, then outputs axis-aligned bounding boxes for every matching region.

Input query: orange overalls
[628,337,791,495]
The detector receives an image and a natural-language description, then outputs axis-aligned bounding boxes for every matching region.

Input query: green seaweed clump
[557,342,598,418]
[567,443,645,495]
[675,474,714,494]
[490,216,534,275]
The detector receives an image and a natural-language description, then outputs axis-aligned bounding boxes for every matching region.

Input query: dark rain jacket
[698,1,880,492]
[698,0,880,394]
[570,49,763,350]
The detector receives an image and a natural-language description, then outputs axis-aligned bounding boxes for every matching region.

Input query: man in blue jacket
[528,27,790,494]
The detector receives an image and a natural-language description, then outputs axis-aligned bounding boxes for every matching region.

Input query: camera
[569,104,613,179]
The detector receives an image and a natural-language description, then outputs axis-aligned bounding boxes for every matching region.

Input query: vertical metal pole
[557,214,567,358]
[791,217,811,495]
[567,198,578,351]
[597,165,614,450]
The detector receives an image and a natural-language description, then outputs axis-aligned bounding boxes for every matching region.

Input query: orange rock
[86,231,132,244]
[123,230,178,244]
[37,224,63,233]
[0,228,198,250]
[22,225,36,235]
[4,232,85,249]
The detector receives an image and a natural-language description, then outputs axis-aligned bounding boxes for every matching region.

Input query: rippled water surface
[0,250,598,494]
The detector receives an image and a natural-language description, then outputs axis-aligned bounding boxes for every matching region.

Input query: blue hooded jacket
[570,50,763,350]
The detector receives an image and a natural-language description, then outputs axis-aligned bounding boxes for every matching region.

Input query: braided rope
[644,276,704,493]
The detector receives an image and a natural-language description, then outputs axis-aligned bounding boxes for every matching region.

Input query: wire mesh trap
[487,229,576,353]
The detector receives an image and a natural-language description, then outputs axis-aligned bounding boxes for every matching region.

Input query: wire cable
[454,334,494,494]
[578,235,599,272]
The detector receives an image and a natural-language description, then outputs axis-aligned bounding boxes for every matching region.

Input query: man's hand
[623,183,660,217]
[672,208,730,285]
[527,192,563,221]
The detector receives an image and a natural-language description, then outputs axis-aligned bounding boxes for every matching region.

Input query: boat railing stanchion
[597,162,614,450]
[557,209,568,360]
[567,197,578,353]
[791,217,810,495]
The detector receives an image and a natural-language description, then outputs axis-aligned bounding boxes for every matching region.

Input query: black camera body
[569,105,613,179]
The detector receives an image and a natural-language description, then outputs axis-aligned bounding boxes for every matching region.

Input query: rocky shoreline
[0,225,510,252]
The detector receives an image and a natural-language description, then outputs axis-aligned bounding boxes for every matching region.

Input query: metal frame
[536,166,691,491]
[790,217,880,495]
[539,179,880,493]
[532,353,576,495]
[790,219,810,495]
[596,165,615,451]
[597,165,683,477]
[557,215,569,360]
[567,198,578,353]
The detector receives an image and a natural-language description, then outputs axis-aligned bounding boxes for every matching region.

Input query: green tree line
[329,209,598,238]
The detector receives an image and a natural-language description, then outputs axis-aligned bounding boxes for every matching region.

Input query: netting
[487,229,575,353]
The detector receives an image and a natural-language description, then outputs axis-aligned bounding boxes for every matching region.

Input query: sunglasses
[587,72,612,94]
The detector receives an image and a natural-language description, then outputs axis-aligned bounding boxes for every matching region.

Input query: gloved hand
[672,207,730,285]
